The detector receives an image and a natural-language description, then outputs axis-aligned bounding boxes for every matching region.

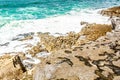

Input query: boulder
[109,16,120,30]
[76,23,112,45]
[100,6,120,17]
[0,54,26,80]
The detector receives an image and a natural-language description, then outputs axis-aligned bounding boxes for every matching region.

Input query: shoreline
[0,8,111,55]
[0,6,120,80]
[0,8,110,44]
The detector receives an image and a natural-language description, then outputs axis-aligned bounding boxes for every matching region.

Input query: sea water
[0,0,120,54]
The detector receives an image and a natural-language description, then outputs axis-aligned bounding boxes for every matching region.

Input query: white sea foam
[0,35,40,54]
[0,9,111,55]
[36,52,51,58]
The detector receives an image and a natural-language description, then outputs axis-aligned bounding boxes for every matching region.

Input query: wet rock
[17,32,34,37]
[12,32,34,41]
[80,21,89,25]
[100,6,120,17]
[36,51,51,58]
[0,42,9,46]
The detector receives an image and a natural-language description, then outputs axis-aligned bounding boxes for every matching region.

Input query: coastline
[0,8,110,44]
[0,8,110,55]
[0,6,120,80]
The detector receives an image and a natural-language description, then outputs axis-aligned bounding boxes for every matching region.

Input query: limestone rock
[33,30,120,80]
[109,16,120,30]
[0,54,25,80]
[76,23,112,45]
[33,51,97,80]
[100,6,120,17]
[38,32,80,52]
[27,42,48,56]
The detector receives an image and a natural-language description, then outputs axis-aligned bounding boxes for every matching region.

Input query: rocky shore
[0,6,120,80]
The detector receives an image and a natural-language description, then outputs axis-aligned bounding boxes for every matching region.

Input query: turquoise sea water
[0,0,120,54]
[0,0,120,21]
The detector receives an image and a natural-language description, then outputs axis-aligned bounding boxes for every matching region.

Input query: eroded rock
[100,6,120,17]
[33,30,120,80]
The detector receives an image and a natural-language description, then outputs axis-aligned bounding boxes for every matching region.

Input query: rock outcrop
[38,32,80,52]
[100,6,120,17]
[0,6,120,80]
[0,53,26,80]
[33,30,120,80]
[80,24,111,39]
[100,6,120,31]
[109,16,120,30]
[37,23,112,52]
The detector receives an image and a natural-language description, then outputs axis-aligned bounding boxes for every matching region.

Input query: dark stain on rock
[72,47,80,51]
[64,50,72,54]
[57,57,73,67]
[46,61,51,64]
[105,64,120,76]
[94,70,114,80]
[56,78,67,80]
[75,56,92,67]
[13,55,27,73]
[93,47,96,50]
[92,59,105,66]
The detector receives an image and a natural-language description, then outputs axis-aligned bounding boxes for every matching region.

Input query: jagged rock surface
[33,30,120,80]
[100,6,120,17]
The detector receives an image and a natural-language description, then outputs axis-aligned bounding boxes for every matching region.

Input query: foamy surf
[0,9,110,55]
[0,34,40,55]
